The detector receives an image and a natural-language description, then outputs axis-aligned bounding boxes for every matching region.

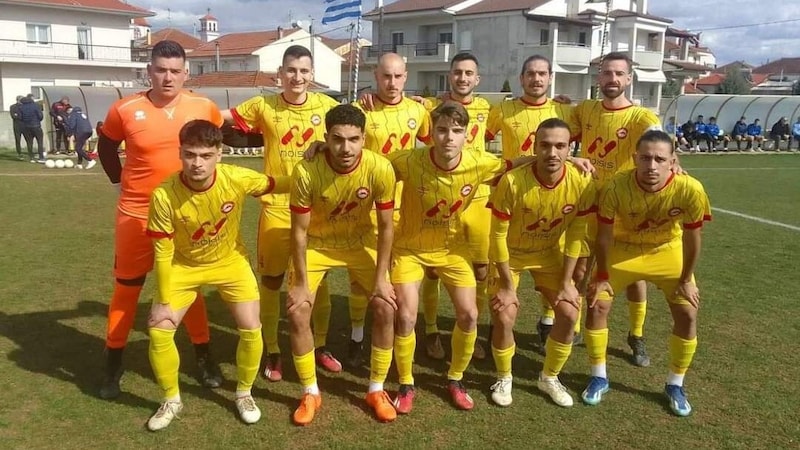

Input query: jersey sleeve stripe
[146,230,173,239]
[683,221,704,229]
[230,108,252,133]
[375,200,395,210]
[577,205,598,216]
[289,204,311,214]
[597,215,614,224]
[491,207,512,221]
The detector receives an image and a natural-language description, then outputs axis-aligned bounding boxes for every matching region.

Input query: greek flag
[322,0,362,25]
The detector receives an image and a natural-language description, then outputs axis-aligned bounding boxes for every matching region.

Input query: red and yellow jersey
[101,90,223,219]
[423,94,491,154]
[389,147,509,253]
[597,170,711,246]
[290,150,396,251]
[146,163,272,265]
[231,92,340,206]
[356,97,431,156]
[490,164,595,260]
[486,98,574,160]
[572,100,661,185]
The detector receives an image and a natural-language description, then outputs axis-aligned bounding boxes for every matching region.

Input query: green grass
[0,150,799,449]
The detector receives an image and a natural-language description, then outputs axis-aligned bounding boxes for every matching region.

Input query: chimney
[277,26,283,39]
[147,29,151,46]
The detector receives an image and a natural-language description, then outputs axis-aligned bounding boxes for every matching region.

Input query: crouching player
[487,118,595,407]
[583,130,711,417]
[286,105,397,425]
[145,120,287,430]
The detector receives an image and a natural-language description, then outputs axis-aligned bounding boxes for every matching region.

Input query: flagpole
[352,12,362,103]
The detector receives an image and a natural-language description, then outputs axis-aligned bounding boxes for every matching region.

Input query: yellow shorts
[391,246,475,287]
[489,249,564,295]
[256,206,291,276]
[461,195,491,264]
[163,256,260,310]
[288,247,378,295]
[595,241,694,305]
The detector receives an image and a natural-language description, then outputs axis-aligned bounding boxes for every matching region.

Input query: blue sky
[138,0,799,66]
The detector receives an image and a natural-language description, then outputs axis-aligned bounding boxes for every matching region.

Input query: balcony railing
[0,38,137,63]
[631,50,663,70]
[363,43,455,62]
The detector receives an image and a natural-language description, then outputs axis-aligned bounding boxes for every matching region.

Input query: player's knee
[371,300,395,325]
[117,275,146,286]
[494,306,517,331]
[395,308,417,334]
[454,306,478,330]
[287,303,312,330]
[149,321,176,332]
[556,304,579,326]
[424,267,439,280]
[261,274,283,290]
[671,304,697,328]
[472,264,488,282]
[588,300,611,318]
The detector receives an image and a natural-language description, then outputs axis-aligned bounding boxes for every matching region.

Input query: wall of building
[252,35,343,91]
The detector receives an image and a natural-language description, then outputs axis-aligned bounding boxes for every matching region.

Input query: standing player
[224,45,343,380]
[487,118,594,408]
[389,102,532,413]
[97,40,223,399]
[485,54,579,347]
[570,52,666,367]
[286,105,397,425]
[583,130,710,417]
[145,120,286,431]
[414,52,493,361]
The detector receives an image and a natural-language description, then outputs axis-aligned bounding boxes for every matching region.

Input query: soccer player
[570,52,666,367]
[144,120,286,431]
[224,45,343,380]
[582,130,710,417]
[97,40,223,399]
[413,52,493,361]
[485,54,580,347]
[389,102,533,413]
[286,104,397,425]
[487,118,594,408]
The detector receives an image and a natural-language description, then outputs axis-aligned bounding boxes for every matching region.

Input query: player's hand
[409,95,425,104]
[358,92,376,111]
[555,283,581,310]
[568,157,596,177]
[371,279,397,310]
[303,141,326,161]
[112,183,121,194]
[286,285,312,313]
[553,94,573,104]
[587,280,613,308]
[491,288,519,312]
[676,281,700,308]
[148,303,177,327]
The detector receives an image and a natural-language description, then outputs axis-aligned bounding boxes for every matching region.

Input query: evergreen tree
[501,79,512,92]
[718,68,751,95]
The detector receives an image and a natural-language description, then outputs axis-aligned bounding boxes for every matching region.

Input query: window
[391,32,404,52]
[26,24,51,45]
[439,32,453,44]
[540,29,549,45]
[197,64,205,75]
[77,28,92,60]
[459,30,472,51]
[30,79,55,99]
[578,32,587,46]
[437,74,449,92]
[79,81,95,87]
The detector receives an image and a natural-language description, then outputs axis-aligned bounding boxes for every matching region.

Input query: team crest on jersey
[476,113,486,122]
[356,187,370,199]
[221,201,235,214]
[310,114,322,126]
[460,184,473,197]
[408,118,417,130]
[668,207,683,217]
[616,127,629,139]
[562,204,575,215]
[134,110,146,121]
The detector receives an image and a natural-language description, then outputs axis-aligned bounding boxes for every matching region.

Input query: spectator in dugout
[704,117,730,152]
[50,96,71,154]
[731,116,749,151]
[691,115,707,152]
[746,119,764,151]
[791,117,800,151]
[665,116,688,152]
[769,117,791,151]
[681,118,696,152]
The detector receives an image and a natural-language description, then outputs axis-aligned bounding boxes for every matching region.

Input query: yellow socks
[585,328,609,367]
[236,327,263,392]
[369,346,393,386]
[543,338,573,377]
[628,300,647,338]
[491,344,515,379]
[312,280,332,348]
[448,325,477,381]
[260,287,281,354]
[668,334,698,377]
[292,349,317,390]
[149,327,180,399]
[421,276,440,335]
[394,333,416,385]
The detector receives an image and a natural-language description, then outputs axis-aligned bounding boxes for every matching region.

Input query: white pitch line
[0,172,102,177]
[711,207,800,232]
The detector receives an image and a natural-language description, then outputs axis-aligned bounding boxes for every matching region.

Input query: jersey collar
[325,151,363,175]
[428,147,462,172]
[532,164,566,189]
[634,170,675,193]
[180,170,217,192]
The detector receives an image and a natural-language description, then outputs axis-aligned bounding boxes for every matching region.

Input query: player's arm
[677,227,702,307]
[489,214,518,312]
[287,210,312,313]
[373,205,396,308]
[589,221,614,307]
[97,131,123,186]
[146,193,179,326]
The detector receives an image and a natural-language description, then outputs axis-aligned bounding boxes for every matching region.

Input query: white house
[185,24,344,92]
[0,0,152,110]
[362,0,673,110]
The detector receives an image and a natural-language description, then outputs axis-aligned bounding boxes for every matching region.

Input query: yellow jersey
[290,150,396,251]
[490,164,595,261]
[147,163,273,265]
[572,100,661,185]
[486,98,574,160]
[389,147,509,253]
[356,97,431,155]
[597,170,711,247]
[231,92,340,206]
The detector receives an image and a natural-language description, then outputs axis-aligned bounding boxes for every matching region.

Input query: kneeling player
[583,130,711,417]
[145,120,286,431]
[286,105,397,425]
[488,118,594,407]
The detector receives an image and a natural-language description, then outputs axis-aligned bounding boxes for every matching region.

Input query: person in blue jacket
[732,116,748,151]
[704,117,729,152]
[65,106,96,169]
[746,119,764,151]
[18,94,45,163]
[691,115,707,151]
[665,116,688,152]
[791,117,800,151]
